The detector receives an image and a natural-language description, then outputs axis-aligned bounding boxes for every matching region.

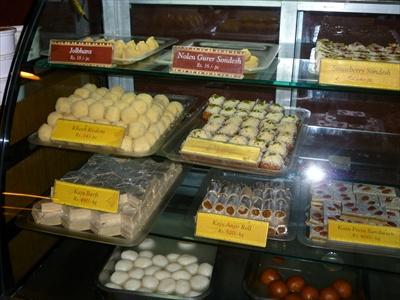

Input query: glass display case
[0,1,399,299]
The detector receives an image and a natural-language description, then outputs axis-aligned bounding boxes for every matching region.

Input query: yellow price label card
[51,119,125,148]
[195,212,269,247]
[181,137,260,165]
[328,220,400,249]
[319,59,400,91]
[53,180,119,213]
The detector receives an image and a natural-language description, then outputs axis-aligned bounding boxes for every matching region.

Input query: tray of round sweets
[29,82,199,158]
[297,179,400,258]
[192,169,300,242]
[243,252,364,300]
[97,235,218,299]
[161,94,310,176]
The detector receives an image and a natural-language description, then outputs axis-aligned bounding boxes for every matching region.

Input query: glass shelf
[35,52,400,95]
[149,167,400,274]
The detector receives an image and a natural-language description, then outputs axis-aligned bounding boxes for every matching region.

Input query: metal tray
[243,252,365,300]
[155,39,279,74]
[15,165,188,247]
[28,94,198,158]
[191,169,300,242]
[97,235,218,299]
[297,181,400,258]
[161,107,310,176]
[46,35,178,65]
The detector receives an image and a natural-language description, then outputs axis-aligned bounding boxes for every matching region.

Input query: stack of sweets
[184,94,301,171]
[199,178,293,238]
[31,154,182,239]
[306,180,400,242]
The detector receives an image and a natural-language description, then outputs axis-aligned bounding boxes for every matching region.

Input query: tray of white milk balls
[155,39,280,74]
[29,83,198,158]
[98,236,217,299]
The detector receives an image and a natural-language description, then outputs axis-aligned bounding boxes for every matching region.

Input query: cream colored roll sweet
[55,97,71,114]
[131,100,148,114]
[38,123,52,141]
[121,92,136,103]
[157,278,176,294]
[47,111,62,127]
[89,92,103,101]
[153,94,169,107]
[88,102,105,120]
[121,106,139,123]
[146,107,161,123]
[74,87,90,99]
[104,106,120,123]
[120,136,133,152]
[136,93,153,108]
[128,122,146,139]
[132,136,151,153]
[82,83,97,92]
[137,115,151,130]
[166,101,183,115]
[110,85,124,97]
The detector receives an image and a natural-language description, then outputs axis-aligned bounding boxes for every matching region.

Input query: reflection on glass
[304,164,326,183]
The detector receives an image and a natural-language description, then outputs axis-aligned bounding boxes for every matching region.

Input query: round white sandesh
[114,259,134,272]
[157,278,176,294]
[55,97,71,114]
[71,100,89,118]
[38,123,52,141]
[141,275,159,291]
[128,268,144,280]
[175,279,190,295]
[47,111,62,127]
[152,255,168,268]
[190,275,209,292]
[121,106,139,123]
[110,271,129,285]
[123,278,141,291]
[154,270,171,281]
[121,250,138,262]
[198,263,213,277]
[133,257,152,269]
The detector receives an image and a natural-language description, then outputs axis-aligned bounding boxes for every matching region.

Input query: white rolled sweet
[165,263,182,273]
[47,111,62,127]
[120,106,139,123]
[120,136,133,152]
[152,255,168,268]
[55,97,71,114]
[166,253,179,262]
[38,123,52,141]
[128,268,144,280]
[190,275,210,292]
[104,106,120,123]
[71,100,88,118]
[74,87,90,99]
[133,257,152,269]
[128,122,146,139]
[114,259,134,272]
[141,276,159,291]
[154,270,171,281]
[123,278,141,291]
[110,271,129,285]
[172,270,191,280]
[185,263,199,275]
[144,265,160,276]
[175,279,191,295]
[197,263,213,277]
[157,278,176,294]
[121,250,138,262]
[131,99,148,114]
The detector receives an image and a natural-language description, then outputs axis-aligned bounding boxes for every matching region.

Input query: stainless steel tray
[97,235,218,299]
[297,181,400,258]
[161,107,310,176]
[191,169,300,242]
[155,39,279,74]
[47,35,178,65]
[28,94,198,158]
[243,252,364,300]
[15,165,187,247]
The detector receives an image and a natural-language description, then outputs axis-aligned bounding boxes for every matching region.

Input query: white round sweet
[133,257,152,269]
[165,263,182,273]
[139,250,153,258]
[101,99,114,107]
[152,255,168,268]
[185,263,199,275]
[123,278,141,291]
[103,92,118,102]
[83,83,97,92]
[138,238,155,250]
[175,279,190,296]
[132,100,148,114]
[121,106,138,123]
[186,290,201,297]
[121,250,138,261]
[105,282,122,289]
[38,123,52,141]
[121,92,135,103]
[96,87,108,96]
[166,101,183,115]
[166,253,180,262]
[197,263,213,277]
[128,122,146,139]
[120,136,133,152]
[137,287,152,293]
[115,259,134,272]
[177,255,198,266]
[88,102,105,120]
[144,266,160,276]
[110,85,124,97]
[172,270,191,280]
[71,100,89,118]
[157,278,176,294]
[177,241,197,251]
[74,87,90,99]
[90,91,103,101]
[136,93,153,108]
[190,275,209,292]
[128,268,144,279]
[47,111,62,127]
[154,270,171,281]
[133,136,151,153]
[137,115,151,130]
[55,97,71,114]
[141,276,159,291]
[146,107,161,123]
[153,94,169,107]
[85,97,96,106]
[110,271,129,285]
[104,106,120,123]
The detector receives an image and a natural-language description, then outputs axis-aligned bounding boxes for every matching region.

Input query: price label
[49,39,113,67]
[195,212,269,247]
[328,220,400,249]
[319,59,400,91]
[181,137,260,166]
[51,119,125,148]
[53,180,119,213]
[171,46,245,79]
